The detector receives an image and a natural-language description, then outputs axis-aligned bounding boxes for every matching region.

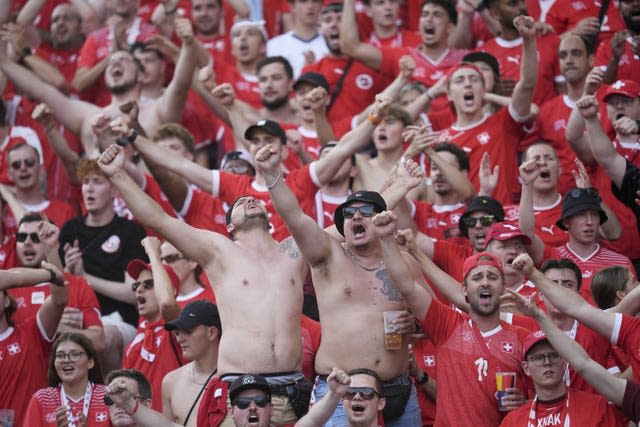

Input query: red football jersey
[504,197,569,248]
[413,201,466,241]
[411,336,437,426]
[179,186,228,235]
[215,65,261,109]
[546,0,625,45]
[367,30,422,49]
[613,313,640,383]
[595,40,640,83]
[176,286,216,308]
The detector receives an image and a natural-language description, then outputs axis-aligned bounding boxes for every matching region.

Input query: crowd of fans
[1,0,640,426]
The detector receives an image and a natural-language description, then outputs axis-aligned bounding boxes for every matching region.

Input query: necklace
[344,246,384,271]
[192,364,216,386]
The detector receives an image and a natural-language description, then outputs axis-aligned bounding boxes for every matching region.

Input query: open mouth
[479,290,493,302]
[616,113,626,120]
[539,170,550,179]
[463,92,475,101]
[423,27,435,35]
[137,296,146,309]
[351,403,366,413]
[352,223,366,237]
[506,256,516,266]
[247,413,260,424]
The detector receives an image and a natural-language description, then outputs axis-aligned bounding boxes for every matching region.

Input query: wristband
[266,172,282,189]
[367,112,382,126]
[44,267,64,287]
[19,47,33,64]
[124,399,140,416]
[416,371,429,385]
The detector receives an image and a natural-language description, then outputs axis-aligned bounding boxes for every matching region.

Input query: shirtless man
[96,143,308,426]
[254,143,423,426]
[162,301,221,427]
[0,17,197,157]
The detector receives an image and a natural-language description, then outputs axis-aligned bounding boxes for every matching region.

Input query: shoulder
[499,403,529,425]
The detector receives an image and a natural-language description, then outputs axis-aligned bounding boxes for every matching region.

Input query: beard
[261,95,290,111]
[468,294,501,317]
[108,78,137,95]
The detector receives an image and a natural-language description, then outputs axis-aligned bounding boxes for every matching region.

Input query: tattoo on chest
[279,239,301,259]
[376,269,402,302]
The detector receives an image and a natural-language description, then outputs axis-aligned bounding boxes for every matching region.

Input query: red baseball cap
[446,62,485,85]
[603,80,640,102]
[485,222,532,246]
[462,251,504,279]
[127,259,180,292]
[523,330,549,356]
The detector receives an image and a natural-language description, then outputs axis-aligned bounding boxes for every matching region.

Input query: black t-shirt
[59,215,147,325]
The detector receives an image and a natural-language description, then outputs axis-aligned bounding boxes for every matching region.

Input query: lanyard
[60,381,93,427]
[527,389,572,427]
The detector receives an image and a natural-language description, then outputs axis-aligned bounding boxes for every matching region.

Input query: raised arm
[373,212,432,320]
[141,237,181,322]
[510,16,538,118]
[255,144,335,266]
[577,95,626,188]
[518,159,545,264]
[97,144,227,270]
[339,0,383,70]
[296,368,350,427]
[105,379,181,427]
[511,253,617,339]
[156,18,198,124]
[424,140,475,202]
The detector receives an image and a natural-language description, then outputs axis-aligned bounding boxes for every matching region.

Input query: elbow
[93,331,107,354]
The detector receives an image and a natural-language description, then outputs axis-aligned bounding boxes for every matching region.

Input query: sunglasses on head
[343,205,375,219]
[233,395,271,409]
[343,387,379,400]
[10,158,36,170]
[461,214,495,229]
[160,253,183,264]
[566,188,598,199]
[16,232,40,243]
[131,279,154,292]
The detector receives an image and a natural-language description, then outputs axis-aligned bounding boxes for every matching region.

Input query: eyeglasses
[343,205,375,219]
[160,253,184,264]
[16,232,40,243]
[605,97,635,107]
[566,188,599,199]
[103,395,146,406]
[461,214,495,229]
[55,351,86,362]
[131,279,154,292]
[527,351,562,367]
[10,158,36,170]
[343,387,379,400]
[233,395,271,409]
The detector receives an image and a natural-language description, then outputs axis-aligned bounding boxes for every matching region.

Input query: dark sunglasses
[343,387,379,400]
[10,158,36,170]
[343,205,375,219]
[461,214,495,229]
[160,253,184,264]
[233,395,271,409]
[103,395,146,406]
[16,232,40,243]
[566,188,599,199]
[131,279,154,292]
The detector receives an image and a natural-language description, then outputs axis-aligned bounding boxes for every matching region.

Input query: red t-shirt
[215,64,262,109]
[569,321,620,394]
[366,30,422,49]
[613,313,640,383]
[595,40,640,83]
[438,107,529,205]
[422,300,529,427]
[34,44,80,91]
[432,239,473,283]
[480,33,561,107]
[504,197,569,248]
[413,201,466,241]
[300,315,321,380]
[0,317,53,427]
[546,0,625,45]
[554,244,636,305]
[22,384,110,427]
[179,185,228,235]
[8,274,102,328]
[0,234,17,269]
[411,336,437,426]
[176,285,216,308]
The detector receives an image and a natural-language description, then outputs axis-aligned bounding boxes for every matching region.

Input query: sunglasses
[160,253,184,264]
[16,232,40,243]
[10,158,36,170]
[103,395,146,406]
[131,279,154,292]
[343,205,375,219]
[233,395,271,409]
[343,387,379,400]
[566,188,599,199]
[461,214,495,229]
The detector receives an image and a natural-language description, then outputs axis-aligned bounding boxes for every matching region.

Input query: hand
[107,15,127,51]
[63,240,85,276]
[513,15,536,39]
[0,23,26,61]
[58,307,84,333]
[610,31,627,59]
[302,50,315,66]
[397,158,426,190]
[327,367,350,397]
[91,114,114,137]
[584,67,604,95]
[571,158,591,188]
[38,221,61,252]
[395,228,419,255]
[479,152,499,196]
[108,116,131,139]
[211,83,236,107]
[372,210,398,238]
[98,144,126,177]
[510,253,534,276]
[398,55,416,80]
[498,387,526,412]
[141,236,162,257]
[519,158,541,186]
[401,125,426,148]
[106,379,138,413]
[409,131,440,155]
[198,66,217,91]
[502,288,541,318]
[534,21,555,36]
[372,94,393,119]
[174,17,194,44]
[304,87,329,114]
[457,0,482,14]
[613,115,639,136]
[145,35,180,63]
[393,310,416,335]
[285,129,304,155]
[571,17,600,37]
[575,95,599,119]
[119,101,140,127]
[32,103,56,130]
[255,144,282,175]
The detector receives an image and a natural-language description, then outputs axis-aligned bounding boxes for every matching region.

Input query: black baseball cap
[462,51,500,79]
[244,120,286,144]
[294,72,330,93]
[334,191,387,236]
[164,300,222,331]
[458,196,505,237]
[229,374,272,403]
[556,188,607,231]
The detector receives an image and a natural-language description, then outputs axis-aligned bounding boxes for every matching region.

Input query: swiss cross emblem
[8,343,21,355]
[155,336,162,347]
[476,132,490,145]
[612,81,626,89]
[423,355,436,367]
[96,412,108,422]
[553,119,566,132]
[502,342,514,353]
